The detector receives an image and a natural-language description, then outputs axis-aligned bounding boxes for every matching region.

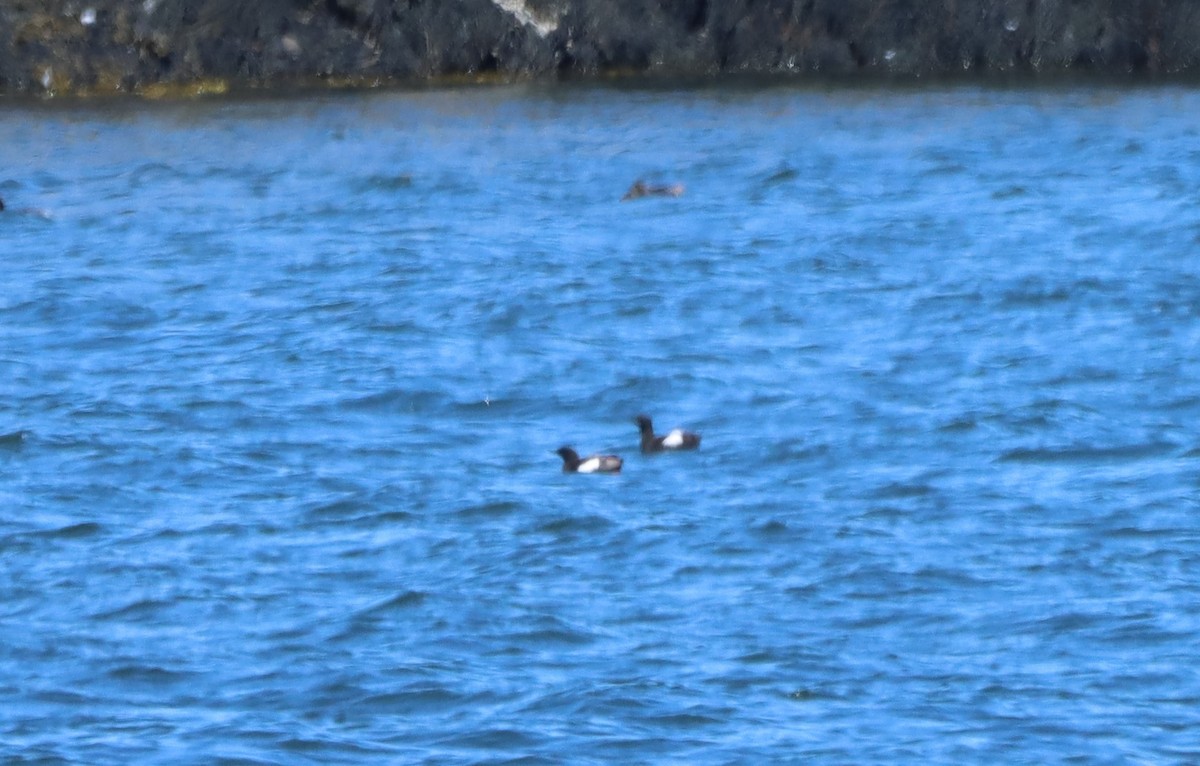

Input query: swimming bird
[0,198,49,218]
[621,179,684,201]
[556,446,623,474]
[635,415,701,453]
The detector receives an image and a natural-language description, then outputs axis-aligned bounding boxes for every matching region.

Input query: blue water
[3,83,1200,764]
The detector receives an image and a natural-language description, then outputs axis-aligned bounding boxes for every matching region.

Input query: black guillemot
[556,446,623,474]
[635,415,701,453]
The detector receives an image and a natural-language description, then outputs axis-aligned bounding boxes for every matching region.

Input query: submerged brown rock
[1,0,1197,97]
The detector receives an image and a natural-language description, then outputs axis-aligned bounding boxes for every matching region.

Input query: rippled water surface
[3,83,1200,764]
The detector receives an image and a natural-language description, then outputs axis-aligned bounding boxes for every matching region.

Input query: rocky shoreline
[1,0,1197,98]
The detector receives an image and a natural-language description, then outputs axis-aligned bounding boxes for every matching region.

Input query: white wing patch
[577,457,603,473]
[662,430,687,448]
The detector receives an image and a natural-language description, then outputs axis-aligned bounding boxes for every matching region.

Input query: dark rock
[1,0,1200,97]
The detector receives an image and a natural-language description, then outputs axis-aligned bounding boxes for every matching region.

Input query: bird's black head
[634,415,653,433]
[556,446,579,461]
